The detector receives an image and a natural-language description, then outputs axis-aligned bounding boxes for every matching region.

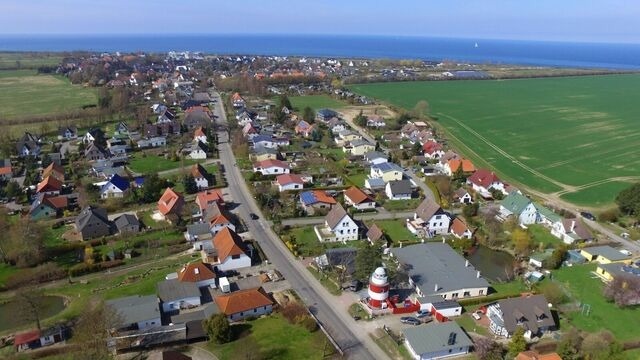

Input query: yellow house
[580,246,630,264]
[370,162,404,183]
[596,262,640,282]
[343,140,375,156]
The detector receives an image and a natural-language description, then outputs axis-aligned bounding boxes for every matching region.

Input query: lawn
[552,263,640,340]
[289,226,324,256]
[528,224,563,249]
[382,198,422,211]
[0,263,19,288]
[344,171,369,187]
[370,328,412,360]
[368,219,415,244]
[0,53,62,70]
[350,75,640,208]
[0,70,97,119]
[455,314,489,336]
[207,314,331,360]
[128,153,198,174]
[289,95,347,112]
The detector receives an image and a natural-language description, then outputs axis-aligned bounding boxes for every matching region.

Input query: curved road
[212,92,385,360]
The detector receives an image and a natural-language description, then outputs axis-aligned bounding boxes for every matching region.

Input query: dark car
[580,211,596,221]
[400,317,421,325]
[249,213,259,220]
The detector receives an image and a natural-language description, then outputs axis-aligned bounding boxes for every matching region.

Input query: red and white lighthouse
[368,267,390,309]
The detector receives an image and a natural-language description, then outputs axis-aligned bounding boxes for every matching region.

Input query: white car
[472,312,482,320]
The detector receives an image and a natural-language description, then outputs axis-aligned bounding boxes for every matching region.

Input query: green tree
[354,242,382,282]
[204,313,232,344]
[278,94,292,111]
[303,106,315,123]
[354,110,367,127]
[507,327,527,358]
[511,228,532,257]
[183,175,198,194]
[73,300,122,360]
[543,245,567,270]
[141,173,169,203]
[556,328,582,360]
[615,182,640,217]
[4,180,21,198]
[462,202,479,222]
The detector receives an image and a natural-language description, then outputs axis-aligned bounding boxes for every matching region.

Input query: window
[254,309,257,313]
[232,254,240,259]
[452,293,459,298]
[479,290,484,295]
[463,291,470,297]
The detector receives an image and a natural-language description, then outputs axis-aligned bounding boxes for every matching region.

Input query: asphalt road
[212,92,385,360]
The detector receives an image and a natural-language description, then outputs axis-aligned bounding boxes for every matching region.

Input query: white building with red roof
[276,174,304,192]
[467,169,507,198]
[253,159,290,176]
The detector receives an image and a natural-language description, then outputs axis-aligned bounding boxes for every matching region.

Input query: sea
[1,34,640,69]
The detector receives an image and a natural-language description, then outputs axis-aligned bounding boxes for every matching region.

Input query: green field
[350,75,640,207]
[289,95,347,112]
[0,52,62,70]
[128,153,198,174]
[0,70,97,119]
[553,263,640,340]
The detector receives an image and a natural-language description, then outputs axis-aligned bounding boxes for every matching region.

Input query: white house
[251,135,278,149]
[453,188,473,204]
[202,228,251,271]
[157,279,202,313]
[551,218,593,244]
[193,127,208,144]
[215,287,273,322]
[253,159,290,176]
[276,174,304,192]
[106,295,162,331]
[450,217,473,239]
[174,262,217,288]
[344,186,376,210]
[191,164,211,189]
[100,174,129,199]
[407,198,450,237]
[467,169,507,198]
[314,204,359,242]
[183,141,208,160]
[499,192,538,225]
[385,180,413,200]
[364,151,388,165]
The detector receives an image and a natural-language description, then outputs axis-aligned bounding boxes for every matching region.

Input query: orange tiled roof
[157,187,183,215]
[448,159,476,173]
[276,174,304,186]
[0,166,11,175]
[344,186,372,204]
[214,287,273,315]
[196,189,224,210]
[254,159,289,169]
[212,228,247,262]
[312,190,337,204]
[36,176,62,193]
[450,217,470,237]
[194,127,206,137]
[177,262,216,282]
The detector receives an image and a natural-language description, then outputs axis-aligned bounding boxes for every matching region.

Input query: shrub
[299,316,318,332]
[4,263,67,290]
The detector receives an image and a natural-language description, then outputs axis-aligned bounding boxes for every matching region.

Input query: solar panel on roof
[300,191,317,205]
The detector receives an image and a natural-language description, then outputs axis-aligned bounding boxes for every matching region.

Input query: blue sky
[1,0,639,43]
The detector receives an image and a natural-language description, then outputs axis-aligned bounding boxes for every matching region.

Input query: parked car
[472,312,482,320]
[416,310,430,318]
[580,211,596,221]
[400,317,421,325]
[249,213,259,220]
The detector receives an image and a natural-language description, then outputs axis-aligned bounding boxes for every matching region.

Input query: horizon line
[1,32,639,46]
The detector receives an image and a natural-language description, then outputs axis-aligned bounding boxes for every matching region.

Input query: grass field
[289,95,347,112]
[128,153,198,174]
[0,53,62,70]
[0,70,97,119]
[552,263,640,340]
[368,219,415,243]
[207,314,330,360]
[350,75,640,208]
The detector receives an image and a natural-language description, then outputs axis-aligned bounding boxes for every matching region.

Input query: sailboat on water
[474,42,479,48]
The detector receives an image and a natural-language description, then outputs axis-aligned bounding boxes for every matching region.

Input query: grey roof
[582,245,629,262]
[366,178,386,188]
[403,322,472,356]
[106,295,160,324]
[157,279,201,303]
[114,214,140,229]
[170,303,220,324]
[387,180,413,195]
[599,262,640,279]
[186,222,211,237]
[348,139,372,147]
[391,243,489,295]
[372,162,403,173]
[75,206,111,236]
[364,151,387,161]
[325,204,349,230]
[415,198,445,221]
[496,295,556,334]
[320,247,357,275]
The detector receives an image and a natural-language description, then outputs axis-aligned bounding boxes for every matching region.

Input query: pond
[466,245,516,283]
[0,295,66,332]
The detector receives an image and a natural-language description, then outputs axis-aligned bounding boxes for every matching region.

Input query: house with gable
[487,294,557,338]
[366,115,386,128]
[175,261,217,288]
[294,120,316,138]
[407,198,450,237]
[214,287,273,322]
[42,162,65,182]
[184,222,213,250]
[344,186,376,210]
[36,176,63,196]
[182,141,208,160]
[364,151,388,165]
[253,159,290,176]
[193,126,208,144]
[202,227,251,271]
[100,174,130,199]
[314,204,359,242]
[231,92,246,108]
[550,218,593,244]
[195,189,225,214]
[113,213,140,234]
[403,322,473,360]
[467,169,507,198]
[157,279,201,313]
[16,132,41,157]
[370,162,404,183]
[75,206,113,240]
[327,118,347,134]
[299,190,337,215]
[275,174,304,192]
[106,295,161,331]
[157,187,185,222]
[191,163,212,189]
[204,202,236,234]
[251,147,279,162]
[499,192,538,225]
[316,109,338,123]
[242,123,259,138]
[422,140,444,159]
[84,143,110,162]
[30,194,68,220]
[450,217,473,239]
[58,126,78,140]
[444,158,476,176]
[0,159,11,180]
[385,180,413,200]
[343,139,375,156]
[453,188,473,204]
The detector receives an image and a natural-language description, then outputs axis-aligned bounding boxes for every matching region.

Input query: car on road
[249,213,259,220]
[580,211,596,221]
[400,317,421,325]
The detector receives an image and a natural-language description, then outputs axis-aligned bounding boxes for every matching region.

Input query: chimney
[434,283,439,292]
[477,271,481,279]
[465,260,470,267]
[570,220,576,232]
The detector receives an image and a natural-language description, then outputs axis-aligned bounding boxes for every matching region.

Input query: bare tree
[604,274,640,307]
[72,300,122,360]
[16,287,44,330]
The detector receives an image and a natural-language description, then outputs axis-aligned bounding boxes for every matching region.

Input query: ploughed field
[350,75,640,207]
